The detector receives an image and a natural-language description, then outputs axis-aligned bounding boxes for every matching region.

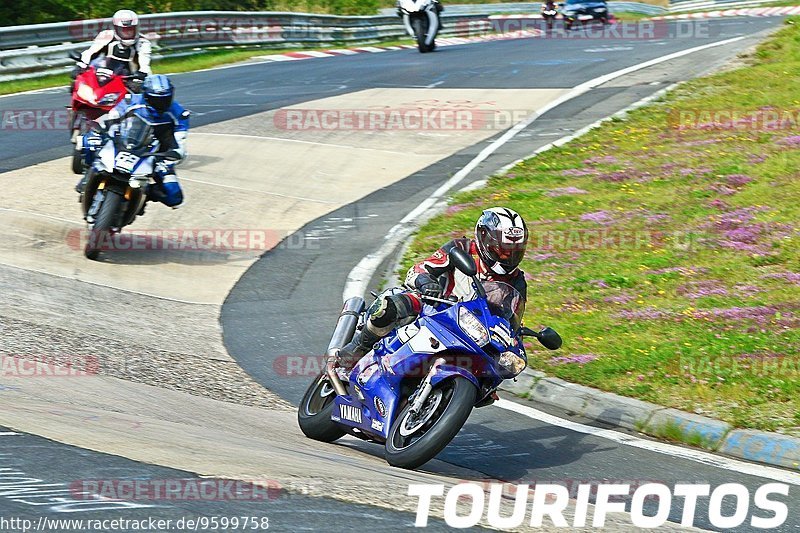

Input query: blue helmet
[142,74,174,113]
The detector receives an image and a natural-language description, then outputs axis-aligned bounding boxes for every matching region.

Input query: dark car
[561,0,611,29]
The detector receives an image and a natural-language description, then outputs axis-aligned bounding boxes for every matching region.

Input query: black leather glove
[415,273,443,299]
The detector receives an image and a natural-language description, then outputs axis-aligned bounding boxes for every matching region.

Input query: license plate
[578,14,594,20]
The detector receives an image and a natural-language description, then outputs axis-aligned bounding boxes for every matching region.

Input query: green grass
[0,40,416,96]
[402,18,800,436]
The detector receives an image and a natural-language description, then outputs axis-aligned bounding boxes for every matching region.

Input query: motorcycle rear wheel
[298,371,347,442]
[385,376,476,469]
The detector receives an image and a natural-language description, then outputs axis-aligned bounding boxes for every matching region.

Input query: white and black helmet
[112,10,139,47]
[475,207,528,275]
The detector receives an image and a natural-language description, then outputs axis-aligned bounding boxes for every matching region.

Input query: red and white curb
[251,30,543,63]
[652,5,800,20]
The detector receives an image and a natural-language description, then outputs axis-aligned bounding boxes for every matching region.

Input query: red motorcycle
[68,54,139,174]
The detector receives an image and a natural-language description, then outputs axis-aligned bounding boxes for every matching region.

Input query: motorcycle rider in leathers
[338,207,529,370]
[77,74,189,208]
[71,10,152,90]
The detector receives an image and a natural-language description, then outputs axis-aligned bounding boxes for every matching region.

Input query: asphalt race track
[1,16,798,532]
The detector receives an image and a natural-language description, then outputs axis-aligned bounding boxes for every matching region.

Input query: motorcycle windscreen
[482,281,525,331]
[119,114,153,151]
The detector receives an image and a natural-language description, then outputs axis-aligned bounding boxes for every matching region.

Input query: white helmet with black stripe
[475,207,528,275]
[112,10,139,47]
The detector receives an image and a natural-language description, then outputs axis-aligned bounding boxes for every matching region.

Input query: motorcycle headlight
[76,84,96,105]
[458,307,489,346]
[97,93,120,106]
[498,351,527,376]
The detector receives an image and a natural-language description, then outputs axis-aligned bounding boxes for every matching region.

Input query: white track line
[0,432,20,436]
[495,399,800,486]
[191,131,409,155]
[343,35,746,300]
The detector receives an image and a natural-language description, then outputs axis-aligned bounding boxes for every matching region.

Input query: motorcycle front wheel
[84,190,121,260]
[297,371,347,442]
[412,17,433,53]
[385,376,476,469]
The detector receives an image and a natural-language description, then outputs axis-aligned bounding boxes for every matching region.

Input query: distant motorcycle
[398,0,442,53]
[541,1,559,30]
[78,111,179,260]
[67,52,142,175]
[561,0,611,30]
[298,247,562,469]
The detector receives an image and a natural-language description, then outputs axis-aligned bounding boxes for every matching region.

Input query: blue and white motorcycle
[78,111,178,260]
[398,0,442,53]
[298,248,562,469]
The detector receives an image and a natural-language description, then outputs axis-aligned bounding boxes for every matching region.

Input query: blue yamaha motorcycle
[298,247,562,469]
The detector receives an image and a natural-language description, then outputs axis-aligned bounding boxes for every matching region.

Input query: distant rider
[77,74,189,208]
[337,207,529,369]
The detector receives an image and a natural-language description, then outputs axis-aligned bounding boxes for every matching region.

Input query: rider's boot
[75,173,88,195]
[337,323,383,371]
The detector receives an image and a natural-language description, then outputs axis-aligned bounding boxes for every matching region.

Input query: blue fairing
[331,292,526,439]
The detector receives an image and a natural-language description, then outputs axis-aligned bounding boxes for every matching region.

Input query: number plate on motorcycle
[115,151,140,173]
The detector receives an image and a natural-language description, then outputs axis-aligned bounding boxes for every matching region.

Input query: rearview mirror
[68,50,81,61]
[449,247,477,277]
[520,326,562,350]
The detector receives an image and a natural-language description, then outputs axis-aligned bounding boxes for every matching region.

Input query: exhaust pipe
[325,296,365,396]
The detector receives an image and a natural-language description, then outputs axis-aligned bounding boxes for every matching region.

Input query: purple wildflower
[708,199,730,210]
[778,135,800,147]
[645,213,671,224]
[589,279,609,289]
[550,354,599,365]
[747,154,767,164]
[682,139,721,146]
[677,280,728,299]
[692,306,782,322]
[604,292,635,304]
[529,253,557,262]
[580,210,614,225]
[645,266,709,276]
[545,187,588,197]
[733,284,762,296]
[445,204,468,215]
[761,272,800,285]
[561,168,598,177]
[680,167,712,177]
[596,170,638,182]
[615,308,671,320]
[726,174,752,187]
[709,183,738,196]
[583,155,618,165]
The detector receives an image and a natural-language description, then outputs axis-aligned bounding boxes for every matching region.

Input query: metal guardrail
[0,12,494,81]
[380,1,667,15]
[668,0,783,11]
[0,0,792,82]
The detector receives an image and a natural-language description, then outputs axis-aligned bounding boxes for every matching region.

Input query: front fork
[408,357,446,414]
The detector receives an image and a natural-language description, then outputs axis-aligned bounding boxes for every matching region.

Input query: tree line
[3,0,383,26]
